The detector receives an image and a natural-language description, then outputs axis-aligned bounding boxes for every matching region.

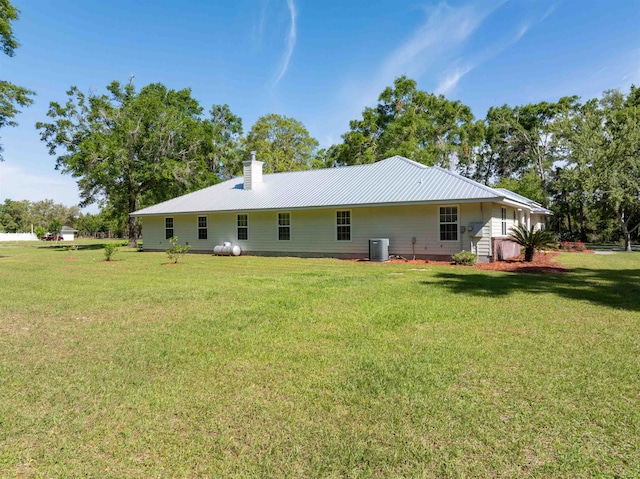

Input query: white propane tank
[213,244,241,256]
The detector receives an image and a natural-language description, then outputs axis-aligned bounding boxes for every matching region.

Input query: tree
[328,76,483,168]
[555,87,640,250]
[594,87,640,251]
[244,114,319,173]
[205,104,244,179]
[0,198,29,232]
[475,98,578,203]
[36,80,221,246]
[0,0,35,160]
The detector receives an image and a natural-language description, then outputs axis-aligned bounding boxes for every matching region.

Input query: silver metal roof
[132,156,547,216]
[494,188,553,215]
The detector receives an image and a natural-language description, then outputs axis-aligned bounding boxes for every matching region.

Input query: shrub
[560,240,587,252]
[508,224,556,262]
[104,243,119,261]
[452,250,477,266]
[573,240,587,252]
[165,236,191,264]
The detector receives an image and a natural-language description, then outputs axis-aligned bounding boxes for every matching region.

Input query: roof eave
[131,197,504,217]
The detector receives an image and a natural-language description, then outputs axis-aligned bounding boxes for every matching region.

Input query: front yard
[0,245,638,477]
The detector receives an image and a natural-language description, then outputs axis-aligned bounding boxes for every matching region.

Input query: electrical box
[467,222,486,237]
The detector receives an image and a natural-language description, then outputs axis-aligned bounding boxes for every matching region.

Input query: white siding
[141,202,495,258]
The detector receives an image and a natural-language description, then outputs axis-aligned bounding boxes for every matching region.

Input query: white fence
[0,233,38,242]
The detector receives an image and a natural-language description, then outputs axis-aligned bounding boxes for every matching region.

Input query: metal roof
[493,188,553,215]
[132,156,547,216]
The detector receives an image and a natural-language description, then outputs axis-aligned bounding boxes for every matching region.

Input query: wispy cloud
[347,1,504,116]
[378,1,503,84]
[274,0,297,85]
[435,65,474,95]
[434,2,561,97]
[253,0,270,48]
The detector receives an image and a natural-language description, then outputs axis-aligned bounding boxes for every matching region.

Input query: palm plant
[508,224,556,262]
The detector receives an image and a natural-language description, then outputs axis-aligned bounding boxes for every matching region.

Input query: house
[131,154,551,262]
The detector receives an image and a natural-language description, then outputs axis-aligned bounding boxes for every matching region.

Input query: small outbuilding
[60,226,78,241]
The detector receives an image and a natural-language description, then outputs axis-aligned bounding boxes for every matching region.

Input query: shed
[60,226,78,241]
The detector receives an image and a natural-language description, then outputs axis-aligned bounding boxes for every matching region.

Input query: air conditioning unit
[369,238,389,262]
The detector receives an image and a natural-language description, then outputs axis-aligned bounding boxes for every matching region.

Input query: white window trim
[501,207,507,236]
[237,213,249,241]
[438,205,459,242]
[336,209,352,242]
[165,217,174,240]
[197,215,208,240]
[277,212,291,241]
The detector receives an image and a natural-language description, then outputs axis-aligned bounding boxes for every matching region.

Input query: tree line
[0,199,127,238]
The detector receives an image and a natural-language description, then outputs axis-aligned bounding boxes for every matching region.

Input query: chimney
[243,151,263,190]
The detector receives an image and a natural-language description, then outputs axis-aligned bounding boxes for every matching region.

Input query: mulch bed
[354,252,570,274]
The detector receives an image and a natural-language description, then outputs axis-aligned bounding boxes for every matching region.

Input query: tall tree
[205,104,244,179]
[475,98,578,204]
[244,114,319,173]
[595,87,640,251]
[0,0,35,160]
[555,86,640,250]
[329,76,483,168]
[36,80,219,246]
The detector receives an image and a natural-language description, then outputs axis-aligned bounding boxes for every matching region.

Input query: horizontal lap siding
[141,203,493,257]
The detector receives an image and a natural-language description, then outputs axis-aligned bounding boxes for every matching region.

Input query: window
[501,207,507,236]
[439,206,458,241]
[237,214,248,240]
[336,210,351,241]
[278,213,290,240]
[165,217,174,239]
[198,216,207,240]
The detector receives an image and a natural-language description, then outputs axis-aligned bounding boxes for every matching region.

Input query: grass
[0,245,638,477]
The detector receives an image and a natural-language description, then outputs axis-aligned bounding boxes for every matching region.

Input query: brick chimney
[243,151,263,190]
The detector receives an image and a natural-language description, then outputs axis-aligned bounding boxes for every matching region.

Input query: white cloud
[274,0,297,85]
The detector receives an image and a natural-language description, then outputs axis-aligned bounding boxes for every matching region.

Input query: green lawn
[1,244,638,477]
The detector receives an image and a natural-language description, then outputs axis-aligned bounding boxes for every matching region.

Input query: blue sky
[1,0,638,211]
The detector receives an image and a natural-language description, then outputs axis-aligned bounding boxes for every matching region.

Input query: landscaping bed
[365,251,571,273]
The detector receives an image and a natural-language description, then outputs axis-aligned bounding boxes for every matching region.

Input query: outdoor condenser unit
[369,238,389,262]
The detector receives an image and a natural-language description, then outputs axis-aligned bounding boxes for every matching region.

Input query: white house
[132,155,551,262]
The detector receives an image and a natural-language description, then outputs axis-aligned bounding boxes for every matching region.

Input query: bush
[104,243,119,261]
[165,236,191,264]
[560,240,587,252]
[452,250,477,266]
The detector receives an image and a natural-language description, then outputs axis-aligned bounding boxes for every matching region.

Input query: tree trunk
[524,246,535,262]
[128,195,137,248]
[616,207,633,252]
[579,200,586,242]
[621,221,632,252]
